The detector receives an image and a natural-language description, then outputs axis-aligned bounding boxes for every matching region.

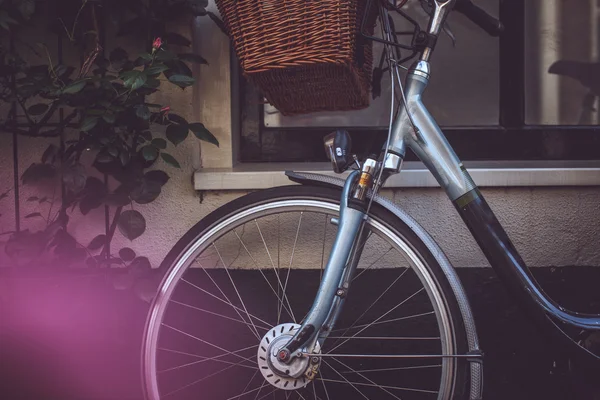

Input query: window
[236,1,600,163]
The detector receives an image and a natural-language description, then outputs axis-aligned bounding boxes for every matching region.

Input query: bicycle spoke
[318,377,439,395]
[338,310,435,332]
[162,323,257,365]
[351,247,393,282]
[169,299,271,331]
[197,265,260,341]
[213,243,261,339]
[328,269,411,351]
[235,225,296,323]
[331,357,402,400]
[253,380,267,400]
[157,345,258,373]
[321,359,369,400]
[279,212,303,323]
[257,386,277,400]
[327,287,426,354]
[326,336,439,340]
[181,277,273,328]
[226,379,265,400]
[344,364,442,374]
[163,361,240,398]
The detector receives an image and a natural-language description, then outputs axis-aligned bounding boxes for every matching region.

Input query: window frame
[232,1,600,164]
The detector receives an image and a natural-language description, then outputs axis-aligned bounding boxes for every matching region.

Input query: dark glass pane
[262,0,500,128]
[525,0,600,125]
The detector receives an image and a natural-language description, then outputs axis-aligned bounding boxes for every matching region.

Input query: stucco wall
[1,3,599,271]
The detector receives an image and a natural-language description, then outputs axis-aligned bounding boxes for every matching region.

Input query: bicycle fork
[277,161,380,366]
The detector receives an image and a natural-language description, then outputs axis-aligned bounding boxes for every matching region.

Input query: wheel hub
[257,323,321,390]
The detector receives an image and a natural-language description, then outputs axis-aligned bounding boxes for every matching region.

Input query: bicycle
[141,1,600,399]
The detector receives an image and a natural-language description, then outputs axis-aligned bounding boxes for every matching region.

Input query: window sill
[194,160,600,191]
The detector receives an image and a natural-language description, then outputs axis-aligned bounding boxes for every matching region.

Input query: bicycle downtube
[278,170,366,362]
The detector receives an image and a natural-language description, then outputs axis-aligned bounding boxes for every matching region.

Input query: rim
[143,198,457,400]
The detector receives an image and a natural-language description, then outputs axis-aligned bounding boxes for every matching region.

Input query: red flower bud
[152,37,162,50]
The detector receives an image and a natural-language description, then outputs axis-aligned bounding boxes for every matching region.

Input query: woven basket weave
[215,0,377,115]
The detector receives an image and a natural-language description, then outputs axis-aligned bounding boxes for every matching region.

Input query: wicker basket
[216,0,378,116]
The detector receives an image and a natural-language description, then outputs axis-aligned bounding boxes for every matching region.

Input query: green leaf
[130,179,161,204]
[22,163,56,185]
[151,138,167,149]
[28,103,49,116]
[119,247,136,262]
[135,104,151,120]
[146,64,169,75]
[167,113,188,126]
[110,47,129,65]
[145,170,170,186]
[17,0,36,19]
[145,103,162,109]
[129,256,151,277]
[121,70,147,90]
[166,124,188,146]
[102,113,116,124]
[118,210,146,240]
[25,212,42,219]
[178,53,208,65]
[140,131,152,141]
[164,32,192,47]
[141,145,159,161]
[80,116,99,132]
[144,78,161,88]
[62,80,87,94]
[119,151,131,166]
[189,123,219,147]
[88,234,106,250]
[155,49,176,62]
[167,74,195,88]
[138,53,153,61]
[207,11,229,36]
[161,153,181,169]
[41,144,57,163]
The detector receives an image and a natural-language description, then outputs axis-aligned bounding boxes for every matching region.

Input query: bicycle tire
[142,184,470,400]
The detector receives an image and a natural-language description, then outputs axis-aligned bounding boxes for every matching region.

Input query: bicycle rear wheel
[142,185,470,400]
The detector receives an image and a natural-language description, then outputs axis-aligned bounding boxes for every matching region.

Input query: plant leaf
[119,247,136,262]
[41,144,57,164]
[167,113,188,126]
[102,113,116,124]
[118,210,146,240]
[151,138,167,149]
[80,116,99,132]
[141,145,159,161]
[178,53,208,65]
[189,123,219,147]
[161,153,181,169]
[28,103,49,116]
[62,80,87,94]
[207,11,229,36]
[25,212,42,219]
[167,74,195,88]
[121,70,147,90]
[146,64,169,75]
[88,234,106,250]
[135,104,151,120]
[144,170,170,186]
[166,123,188,146]
[22,163,56,185]
[164,32,191,47]
[109,47,129,65]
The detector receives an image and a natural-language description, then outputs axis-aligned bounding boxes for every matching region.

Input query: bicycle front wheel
[142,185,469,400]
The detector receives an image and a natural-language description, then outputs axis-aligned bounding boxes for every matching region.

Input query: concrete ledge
[194,160,600,190]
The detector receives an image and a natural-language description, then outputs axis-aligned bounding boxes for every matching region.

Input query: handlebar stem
[422,0,456,61]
